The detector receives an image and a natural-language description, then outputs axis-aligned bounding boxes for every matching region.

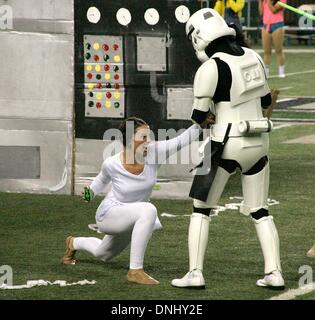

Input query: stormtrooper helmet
[186,8,236,62]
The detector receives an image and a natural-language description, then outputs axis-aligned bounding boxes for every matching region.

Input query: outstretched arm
[146,124,202,165]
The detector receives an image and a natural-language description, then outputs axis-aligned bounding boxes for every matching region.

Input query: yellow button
[114,55,121,62]
[105,101,112,108]
[105,73,111,80]
[86,65,92,71]
[87,83,94,90]
[114,91,121,99]
[93,42,100,50]
[95,65,101,72]
[96,92,103,99]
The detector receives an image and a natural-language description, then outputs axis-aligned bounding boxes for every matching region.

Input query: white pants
[73,202,161,269]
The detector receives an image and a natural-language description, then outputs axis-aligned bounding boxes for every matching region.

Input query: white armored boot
[171,213,210,289]
[254,216,285,289]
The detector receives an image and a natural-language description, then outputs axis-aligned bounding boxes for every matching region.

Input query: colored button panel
[84,35,124,119]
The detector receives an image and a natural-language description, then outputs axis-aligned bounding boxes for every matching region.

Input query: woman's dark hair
[205,23,249,58]
[119,117,148,147]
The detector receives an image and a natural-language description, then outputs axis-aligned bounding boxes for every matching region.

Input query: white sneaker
[256,270,285,290]
[171,269,205,289]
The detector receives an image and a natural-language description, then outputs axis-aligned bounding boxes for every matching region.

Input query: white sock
[265,65,270,78]
[278,65,285,77]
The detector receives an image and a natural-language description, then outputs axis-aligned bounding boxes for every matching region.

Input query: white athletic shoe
[256,270,285,290]
[171,269,205,289]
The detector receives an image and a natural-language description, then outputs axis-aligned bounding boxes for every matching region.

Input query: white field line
[269,69,315,79]
[269,283,315,300]
[273,124,295,130]
[160,197,279,218]
[0,279,96,290]
[255,49,315,53]
[277,97,296,102]
[277,87,293,91]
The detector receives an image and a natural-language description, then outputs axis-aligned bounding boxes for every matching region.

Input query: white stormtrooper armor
[172,8,284,290]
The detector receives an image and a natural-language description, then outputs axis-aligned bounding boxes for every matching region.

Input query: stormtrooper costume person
[171,8,284,289]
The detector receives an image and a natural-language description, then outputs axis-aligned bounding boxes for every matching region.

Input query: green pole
[277,1,315,21]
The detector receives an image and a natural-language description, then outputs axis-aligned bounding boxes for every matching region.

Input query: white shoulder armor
[193,59,218,98]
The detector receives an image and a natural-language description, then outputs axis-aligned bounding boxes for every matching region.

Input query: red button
[114,74,119,80]
[106,92,112,99]
[87,73,93,79]
[96,83,102,89]
[113,44,119,51]
[94,55,100,62]
[103,44,109,51]
[104,64,110,71]
[96,102,102,109]
[114,83,120,90]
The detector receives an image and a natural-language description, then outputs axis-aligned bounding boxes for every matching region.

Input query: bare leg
[272,27,285,77]
[262,27,272,70]
[272,27,285,66]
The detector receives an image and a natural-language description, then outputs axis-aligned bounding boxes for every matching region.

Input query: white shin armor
[189,213,210,271]
[253,215,282,274]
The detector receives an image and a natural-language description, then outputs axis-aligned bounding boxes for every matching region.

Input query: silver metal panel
[0,146,40,179]
[84,89,125,118]
[0,0,74,20]
[10,19,74,35]
[0,118,71,132]
[0,119,72,194]
[84,35,125,118]
[0,32,73,120]
[167,87,194,120]
[137,36,167,72]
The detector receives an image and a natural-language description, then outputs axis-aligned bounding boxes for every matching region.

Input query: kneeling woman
[62,117,204,285]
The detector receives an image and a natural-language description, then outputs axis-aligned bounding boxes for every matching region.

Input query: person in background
[214,0,245,32]
[259,0,286,78]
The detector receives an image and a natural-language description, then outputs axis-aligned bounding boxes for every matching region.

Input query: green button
[103,54,110,62]
[114,65,119,72]
[88,101,94,108]
[86,43,91,50]
[85,53,91,60]
[89,92,93,97]
[114,102,120,109]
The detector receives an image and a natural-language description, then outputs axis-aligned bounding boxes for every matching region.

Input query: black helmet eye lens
[187,25,195,41]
